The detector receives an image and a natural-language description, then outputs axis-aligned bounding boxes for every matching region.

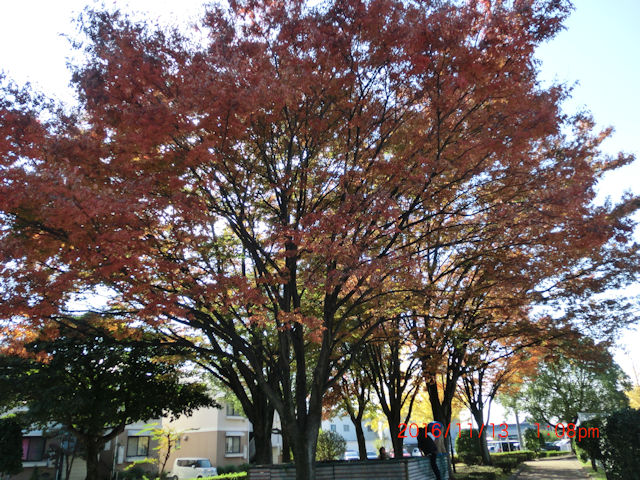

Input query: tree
[323,356,373,461]
[600,408,640,480]
[456,429,482,466]
[519,355,630,427]
[46,429,81,480]
[362,317,421,458]
[316,431,346,462]
[137,424,182,476]
[1,1,639,479]
[194,341,279,465]
[625,384,640,409]
[574,418,602,471]
[523,428,544,454]
[0,320,218,480]
[0,417,22,479]
[458,321,566,464]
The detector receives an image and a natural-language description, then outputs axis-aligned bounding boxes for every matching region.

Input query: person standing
[417,423,443,480]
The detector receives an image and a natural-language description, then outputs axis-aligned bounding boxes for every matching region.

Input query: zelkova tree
[459,327,557,465]
[322,355,373,461]
[1,1,638,479]
[361,316,421,458]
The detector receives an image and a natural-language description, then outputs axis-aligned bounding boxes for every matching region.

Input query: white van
[169,458,217,480]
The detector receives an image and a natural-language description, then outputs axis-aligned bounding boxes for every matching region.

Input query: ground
[512,455,590,479]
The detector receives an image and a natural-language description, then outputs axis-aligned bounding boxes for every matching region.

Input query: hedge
[600,408,640,480]
[456,430,483,465]
[203,473,247,480]
[489,451,535,473]
[537,451,568,458]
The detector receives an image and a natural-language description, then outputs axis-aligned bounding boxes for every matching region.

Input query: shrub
[492,451,535,463]
[489,451,535,472]
[0,417,23,477]
[120,465,155,480]
[316,430,346,461]
[456,430,483,465]
[216,464,249,475]
[600,408,640,480]
[523,428,544,454]
[574,418,602,471]
[490,456,518,473]
[538,451,568,458]
[205,473,247,480]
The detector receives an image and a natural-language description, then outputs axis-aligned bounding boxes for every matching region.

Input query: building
[161,402,251,469]
[321,416,380,456]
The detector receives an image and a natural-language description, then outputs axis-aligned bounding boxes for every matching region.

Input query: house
[161,402,251,470]
[10,401,260,480]
[9,420,163,480]
[11,427,56,480]
[321,416,380,455]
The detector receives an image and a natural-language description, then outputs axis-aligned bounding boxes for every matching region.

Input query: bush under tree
[0,417,23,478]
[600,408,640,479]
[456,429,483,465]
[523,427,544,454]
[316,431,346,461]
[574,418,602,471]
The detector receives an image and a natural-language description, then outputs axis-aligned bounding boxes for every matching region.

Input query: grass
[576,457,606,480]
[451,463,512,480]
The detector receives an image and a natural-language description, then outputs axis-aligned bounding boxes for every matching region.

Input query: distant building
[321,416,379,456]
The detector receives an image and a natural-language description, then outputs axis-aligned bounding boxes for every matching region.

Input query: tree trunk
[251,406,275,464]
[289,425,319,480]
[281,430,291,463]
[427,382,453,427]
[354,419,367,460]
[84,441,101,480]
[387,408,404,458]
[470,407,492,465]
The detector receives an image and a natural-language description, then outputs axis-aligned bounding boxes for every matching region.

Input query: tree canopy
[519,354,630,426]
[0,320,217,480]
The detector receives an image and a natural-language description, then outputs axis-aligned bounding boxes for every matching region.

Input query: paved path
[511,455,590,479]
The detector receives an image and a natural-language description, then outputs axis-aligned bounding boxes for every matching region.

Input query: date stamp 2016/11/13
[397,422,599,441]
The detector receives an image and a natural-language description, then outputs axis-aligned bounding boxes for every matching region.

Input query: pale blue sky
[1,1,639,384]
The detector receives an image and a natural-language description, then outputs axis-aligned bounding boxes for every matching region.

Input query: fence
[248,455,450,480]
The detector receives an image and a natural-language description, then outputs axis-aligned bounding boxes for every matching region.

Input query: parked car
[367,451,378,459]
[411,447,422,457]
[344,450,359,461]
[390,448,411,458]
[555,439,572,451]
[169,458,217,480]
[541,442,560,451]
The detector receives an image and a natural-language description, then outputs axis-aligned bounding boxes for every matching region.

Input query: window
[126,436,150,457]
[343,424,349,432]
[330,424,336,432]
[22,437,46,462]
[225,436,241,454]
[177,459,212,468]
[226,403,242,417]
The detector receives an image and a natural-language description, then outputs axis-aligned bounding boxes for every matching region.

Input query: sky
[1,0,639,419]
